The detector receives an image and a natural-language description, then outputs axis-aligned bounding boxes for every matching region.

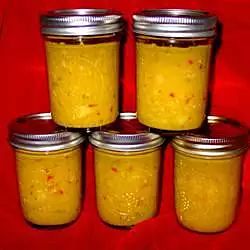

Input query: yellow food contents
[16,147,82,226]
[175,151,242,232]
[45,40,119,128]
[94,148,161,226]
[136,39,212,130]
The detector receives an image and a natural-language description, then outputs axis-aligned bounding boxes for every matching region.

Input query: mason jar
[89,113,165,227]
[172,116,249,233]
[41,9,124,128]
[133,9,217,131]
[9,113,85,226]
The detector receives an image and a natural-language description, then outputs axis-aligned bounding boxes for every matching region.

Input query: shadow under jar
[9,113,85,226]
[133,9,217,131]
[172,116,249,233]
[41,9,124,128]
[89,113,165,227]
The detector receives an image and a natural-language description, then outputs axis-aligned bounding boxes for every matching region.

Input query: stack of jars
[9,9,249,233]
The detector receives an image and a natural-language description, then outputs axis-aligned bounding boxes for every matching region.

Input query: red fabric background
[1,0,250,249]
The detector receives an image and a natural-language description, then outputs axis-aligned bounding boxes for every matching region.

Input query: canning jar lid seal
[89,112,165,152]
[41,9,124,36]
[133,9,217,38]
[172,115,249,156]
[9,113,85,152]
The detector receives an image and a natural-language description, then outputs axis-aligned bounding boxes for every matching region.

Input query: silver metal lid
[41,9,124,36]
[89,112,165,152]
[172,116,249,156]
[9,113,85,152]
[133,9,217,38]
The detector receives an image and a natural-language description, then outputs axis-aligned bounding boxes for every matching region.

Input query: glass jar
[133,9,217,131]
[41,9,124,128]
[89,113,165,227]
[172,116,249,233]
[9,113,85,226]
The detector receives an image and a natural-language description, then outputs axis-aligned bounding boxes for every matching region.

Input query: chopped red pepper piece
[88,104,97,107]
[47,175,54,181]
[188,59,193,65]
[58,189,64,195]
[111,167,118,172]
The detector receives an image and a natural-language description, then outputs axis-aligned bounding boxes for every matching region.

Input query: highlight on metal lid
[41,9,124,36]
[133,9,217,38]
[89,112,165,152]
[9,113,85,152]
[172,115,249,156]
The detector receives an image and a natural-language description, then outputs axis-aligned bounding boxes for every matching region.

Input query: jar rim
[172,115,249,156]
[41,8,124,36]
[89,112,165,152]
[133,9,217,38]
[9,113,85,152]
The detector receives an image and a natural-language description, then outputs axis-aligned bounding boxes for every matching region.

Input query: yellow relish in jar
[133,9,217,131]
[89,113,165,226]
[172,116,249,233]
[9,113,85,226]
[41,9,124,128]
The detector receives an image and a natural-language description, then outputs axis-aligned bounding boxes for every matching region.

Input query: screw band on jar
[133,9,217,38]
[89,113,165,152]
[9,112,84,151]
[172,115,249,156]
[41,9,124,36]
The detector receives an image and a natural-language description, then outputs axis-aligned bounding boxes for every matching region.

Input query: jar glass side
[43,34,121,128]
[93,146,162,227]
[174,149,244,233]
[136,35,214,131]
[15,146,82,226]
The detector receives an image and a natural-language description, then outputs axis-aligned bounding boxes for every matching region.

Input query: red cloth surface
[1,0,250,249]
